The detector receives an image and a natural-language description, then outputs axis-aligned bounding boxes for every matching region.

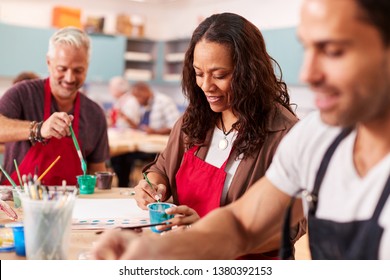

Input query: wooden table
[108,128,169,157]
[0,186,311,260]
[0,187,136,260]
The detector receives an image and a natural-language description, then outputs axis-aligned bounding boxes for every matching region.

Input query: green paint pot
[77,175,96,195]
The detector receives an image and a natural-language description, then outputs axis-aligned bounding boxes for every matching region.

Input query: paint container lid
[6,222,23,228]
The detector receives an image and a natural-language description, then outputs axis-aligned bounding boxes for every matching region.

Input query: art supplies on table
[20,189,77,260]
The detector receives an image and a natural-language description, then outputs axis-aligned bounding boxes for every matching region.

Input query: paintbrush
[95,222,170,235]
[69,125,87,175]
[143,172,161,202]
[13,159,23,188]
[0,165,18,189]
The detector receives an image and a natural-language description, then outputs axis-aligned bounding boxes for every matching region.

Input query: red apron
[7,79,83,186]
[176,145,279,260]
[176,145,230,218]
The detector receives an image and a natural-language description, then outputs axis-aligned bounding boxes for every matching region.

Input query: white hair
[109,76,130,93]
[47,26,91,60]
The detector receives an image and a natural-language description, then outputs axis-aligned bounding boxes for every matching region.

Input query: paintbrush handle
[69,125,81,152]
[119,222,169,231]
[69,125,87,174]
[13,159,23,188]
[0,165,18,188]
[95,222,169,235]
[143,172,160,202]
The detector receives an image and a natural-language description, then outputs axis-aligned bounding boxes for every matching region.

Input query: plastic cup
[95,172,114,190]
[10,223,25,256]
[20,191,76,260]
[77,175,96,194]
[147,202,175,233]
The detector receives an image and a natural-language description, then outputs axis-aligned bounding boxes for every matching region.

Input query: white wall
[160,0,303,39]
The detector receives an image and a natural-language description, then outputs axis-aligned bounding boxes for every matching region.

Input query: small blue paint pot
[147,202,175,233]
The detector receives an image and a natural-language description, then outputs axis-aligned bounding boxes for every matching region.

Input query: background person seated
[106,76,136,128]
[110,82,181,187]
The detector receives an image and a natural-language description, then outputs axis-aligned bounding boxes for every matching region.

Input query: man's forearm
[0,115,30,142]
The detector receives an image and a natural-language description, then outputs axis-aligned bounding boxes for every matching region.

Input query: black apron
[280,128,390,259]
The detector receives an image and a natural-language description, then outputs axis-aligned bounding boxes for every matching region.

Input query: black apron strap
[372,175,390,221]
[279,127,353,259]
[309,127,354,215]
[280,190,301,259]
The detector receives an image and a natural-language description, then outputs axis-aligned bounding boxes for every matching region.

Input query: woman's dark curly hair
[181,12,295,159]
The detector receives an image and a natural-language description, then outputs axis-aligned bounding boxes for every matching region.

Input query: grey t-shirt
[0,79,109,181]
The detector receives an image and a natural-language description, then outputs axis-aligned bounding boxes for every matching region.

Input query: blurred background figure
[107,76,136,128]
[122,82,180,134]
[110,82,180,188]
[12,71,40,84]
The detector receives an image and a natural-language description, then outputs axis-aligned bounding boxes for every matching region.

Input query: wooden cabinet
[162,38,190,83]
[123,38,157,82]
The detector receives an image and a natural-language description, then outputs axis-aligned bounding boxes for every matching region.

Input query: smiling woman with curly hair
[133,12,305,259]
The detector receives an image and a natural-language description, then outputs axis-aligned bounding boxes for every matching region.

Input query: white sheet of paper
[72,198,149,220]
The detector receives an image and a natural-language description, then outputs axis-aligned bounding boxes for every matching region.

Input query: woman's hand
[155,205,200,232]
[134,179,167,209]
